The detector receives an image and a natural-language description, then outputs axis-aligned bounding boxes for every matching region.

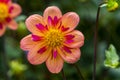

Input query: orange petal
[9,3,22,18]
[64,30,84,48]
[43,6,62,24]
[25,14,45,35]
[58,47,81,64]
[46,54,64,73]
[27,44,51,65]
[20,34,39,51]
[61,12,79,33]
[0,24,6,36]
[7,20,18,30]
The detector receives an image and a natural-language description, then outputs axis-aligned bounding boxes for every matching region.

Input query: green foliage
[15,15,27,22]
[8,60,27,76]
[5,37,22,59]
[104,44,119,68]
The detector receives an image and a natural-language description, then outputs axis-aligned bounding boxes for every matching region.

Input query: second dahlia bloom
[0,0,21,36]
[20,6,84,73]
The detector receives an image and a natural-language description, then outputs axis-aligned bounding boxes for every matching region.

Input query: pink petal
[48,16,59,26]
[48,16,53,26]
[32,34,42,41]
[37,46,47,54]
[65,34,75,40]
[36,23,47,31]
[7,20,18,30]
[0,23,3,29]
[65,34,75,43]
[64,30,84,48]
[53,16,59,25]
[27,44,51,65]
[0,0,10,3]
[61,12,80,33]
[46,54,64,73]
[43,6,62,25]
[47,16,61,29]
[63,46,72,53]
[9,6,14,13]
[20,34,39,50]
[61,26,69,32]
[58,47,81,64]
[9,3,22,18]
[0,24,6,36]
[5,17,12,22]
[53,49,58,58]
[25,14,45,35]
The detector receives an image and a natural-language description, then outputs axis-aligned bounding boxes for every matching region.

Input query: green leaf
[15,15,27,22]
[104,44,119,68]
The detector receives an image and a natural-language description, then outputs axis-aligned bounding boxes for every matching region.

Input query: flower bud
[9,60,27,76]
[107,1,119,12]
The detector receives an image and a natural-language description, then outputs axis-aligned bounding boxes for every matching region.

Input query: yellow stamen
[0,3,9,21]
[45,29,64,47]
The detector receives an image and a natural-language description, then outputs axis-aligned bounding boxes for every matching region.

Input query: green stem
[74,64,85,80]
[93,5,101,80]
[61,69,66,80]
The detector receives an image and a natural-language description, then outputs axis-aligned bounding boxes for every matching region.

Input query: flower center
[0,3,9,21]
[45,29,64,47]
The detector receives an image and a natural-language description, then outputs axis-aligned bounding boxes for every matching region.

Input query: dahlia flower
[20,6,84,73]
[0,0,21,36]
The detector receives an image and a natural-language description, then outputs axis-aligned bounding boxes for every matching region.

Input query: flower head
[0,0,21,36]
[20,6,84,73]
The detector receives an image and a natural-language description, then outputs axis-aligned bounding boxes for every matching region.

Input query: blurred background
[0,0,120,80]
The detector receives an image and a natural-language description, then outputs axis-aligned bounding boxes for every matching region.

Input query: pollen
[0,3,9,21]
[45,29,64,47]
